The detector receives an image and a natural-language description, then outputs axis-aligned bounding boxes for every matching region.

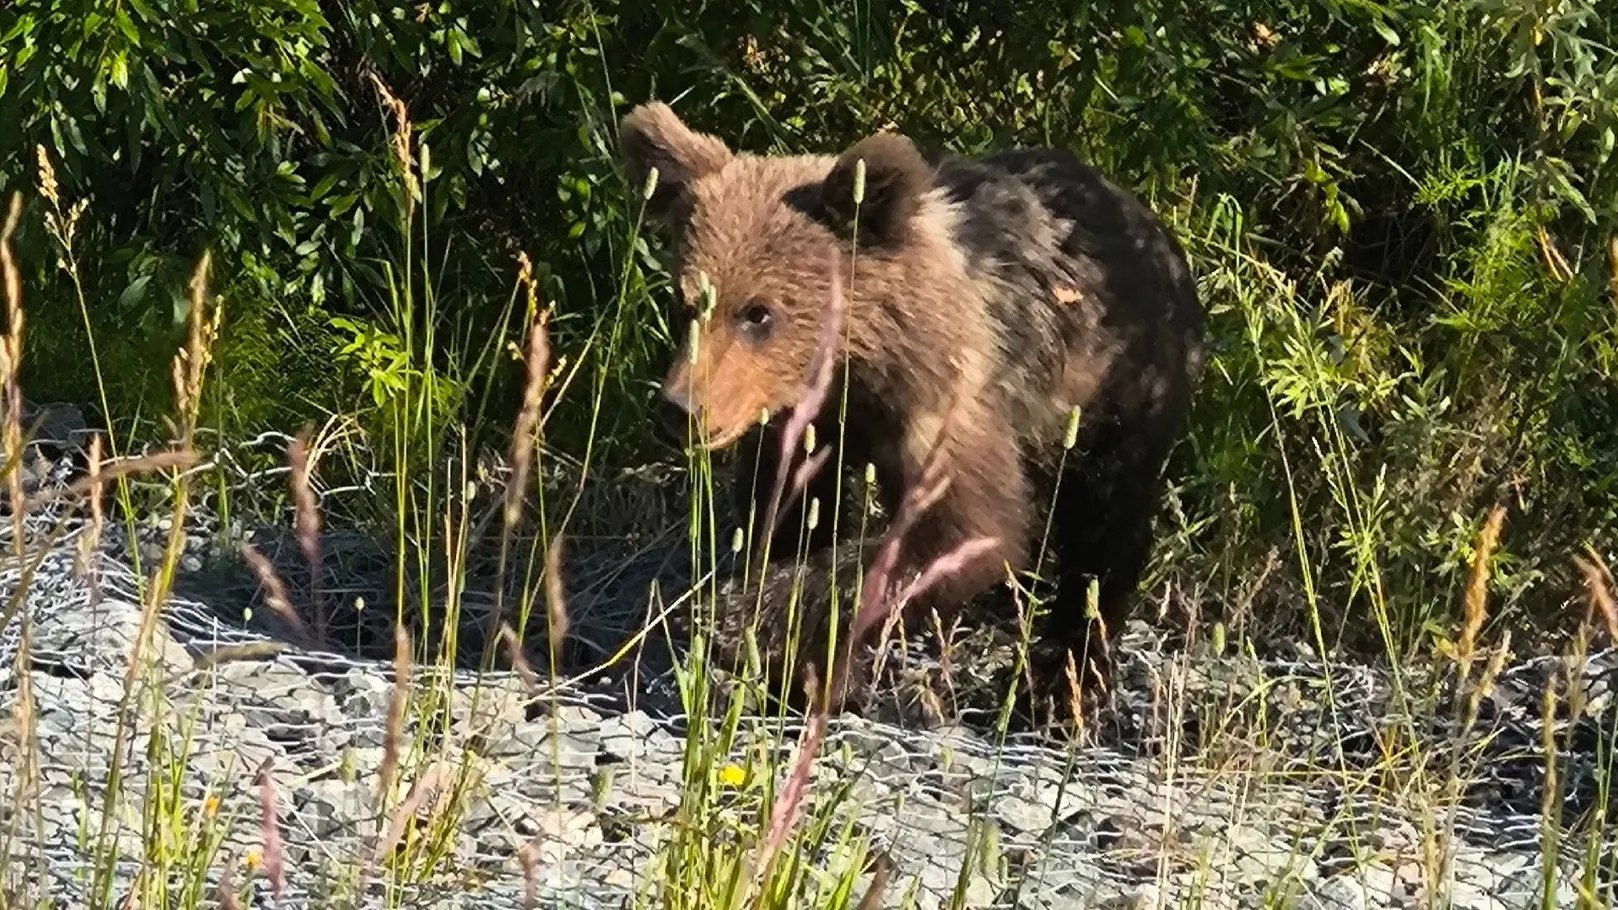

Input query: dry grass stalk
[931,611,960,701]
[170,251,221,445]
[1473,632,1511,711]
[504,283,552,534]
[21,447,198,516]
[490,285,552,642]
[75,434,106,578]
[852,851,891,910]
[215,858,243,910]
[33,148,57,208]
[192,640,288,671]
[377,624,415,814]
[499,622,540,691]
[1609,235,1618,315]
[287,427,326,643]
[1084,578,1117,709]
[9,608,39,852]
[1539,683,1562,839]
[883,535,998,643]
[1534,225,1573,284]
[753,667,829,885]
[238,542,311,644]
[254,757,287,899]
[36,148,87,271]
[1440,617,1514,894]
[128,251,217,633]
[517,841,541,909]
[1064,649,1088,741]
[0,195,18,312]
[105,258,219,852]
[1,193,26,551]
[370,763,451,868]
[368,72,419,216]
[115,877,142,910]
[1457,504,1506,685]
[1574,545,1618,646]
[543,533,569,673]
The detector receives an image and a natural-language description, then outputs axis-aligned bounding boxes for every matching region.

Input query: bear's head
[619,101,935,450]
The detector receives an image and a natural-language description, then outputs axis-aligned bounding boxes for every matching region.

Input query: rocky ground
[1,404,1616,909]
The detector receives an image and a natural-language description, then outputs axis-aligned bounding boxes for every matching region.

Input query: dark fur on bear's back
[931,147,1203,457]
[619,101,1206,713]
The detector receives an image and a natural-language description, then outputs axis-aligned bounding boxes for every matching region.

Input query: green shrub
[2,0,1614,656]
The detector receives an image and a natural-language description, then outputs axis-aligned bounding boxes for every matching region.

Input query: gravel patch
[0,409,1615,909]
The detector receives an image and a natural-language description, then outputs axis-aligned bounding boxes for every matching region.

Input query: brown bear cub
[620,101,1206,716]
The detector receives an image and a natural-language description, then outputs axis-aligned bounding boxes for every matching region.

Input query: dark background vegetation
[1,0,1615,662]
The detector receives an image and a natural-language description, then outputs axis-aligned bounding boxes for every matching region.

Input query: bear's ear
[820,131,932,248]
[619,102,734,226]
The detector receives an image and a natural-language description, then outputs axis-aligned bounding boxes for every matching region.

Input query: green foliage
[1,0,1615,654]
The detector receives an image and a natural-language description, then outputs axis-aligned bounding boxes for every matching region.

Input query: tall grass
[6,0,1615,657]
[2,111,1617,906]
[1,3,1616,907]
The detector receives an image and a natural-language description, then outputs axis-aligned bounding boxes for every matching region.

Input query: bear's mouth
[692,418,755,452]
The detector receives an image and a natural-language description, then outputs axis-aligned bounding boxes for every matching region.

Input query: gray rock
[1315,875,1372,910]
[216,660,336,727]
[524,805,602,867]
[1473,851,1531,882]
[6,474,1618,910]
[19,401,89,441]
[302,777,372,838]
[1358,862,1399,906]
[452,676,527,735]
[505,724,598,771]
[33,602,193,678]
[334,667,394,720]
[599,709,678,764]
[1232,839,1313,888]
[1499,868,1576,910]
[1445,879,1508,910]
[1393,861,1426,903]
[550,702,603,735]
[224,725,283,782]
[992,793,1053,835]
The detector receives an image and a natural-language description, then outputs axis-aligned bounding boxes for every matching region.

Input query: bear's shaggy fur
[620,101,1206,712]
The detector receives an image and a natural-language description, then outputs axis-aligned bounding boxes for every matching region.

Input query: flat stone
[1446,880,1508,910]
[993,794,1054,835]
[216,660,337,728]
[1358,862,1398,904]
[334,667,394,719]
[503,725,598,771]
[34,603,193,678]
[1315,875,1372,910]
[525,806,602,867]
[301,777,371,838]
[452,676,528,733]
[1500,869,1576,910]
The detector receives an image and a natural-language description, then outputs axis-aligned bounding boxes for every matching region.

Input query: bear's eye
[735,301,775,342]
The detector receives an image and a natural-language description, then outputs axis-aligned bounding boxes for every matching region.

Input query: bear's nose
[651,394,693,447]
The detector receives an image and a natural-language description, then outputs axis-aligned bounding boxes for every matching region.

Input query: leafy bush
[2,0,1615,657]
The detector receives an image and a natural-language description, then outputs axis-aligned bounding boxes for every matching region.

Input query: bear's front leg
[730,420,846,565]
[881,421,1034,634]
